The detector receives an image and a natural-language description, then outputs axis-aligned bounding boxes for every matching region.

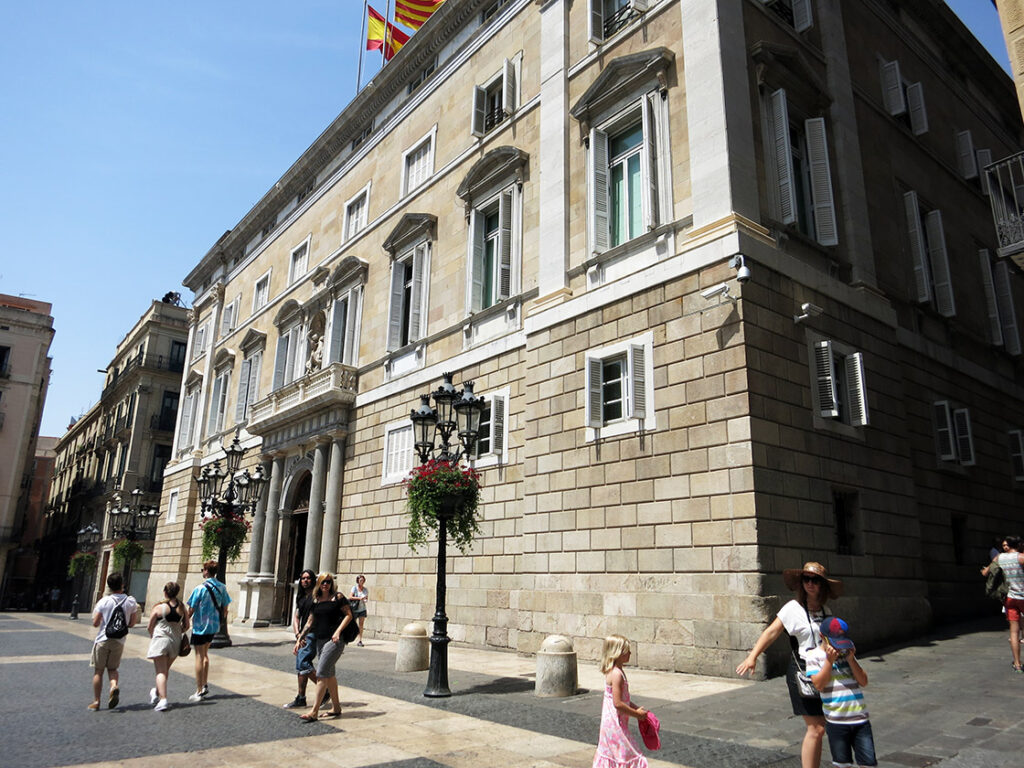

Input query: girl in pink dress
[593,634,649,768]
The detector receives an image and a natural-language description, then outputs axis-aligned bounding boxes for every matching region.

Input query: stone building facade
[153,0,1024,676]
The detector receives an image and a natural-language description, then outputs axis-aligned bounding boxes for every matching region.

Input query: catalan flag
[394,0,445,30]
[367,5,410,61]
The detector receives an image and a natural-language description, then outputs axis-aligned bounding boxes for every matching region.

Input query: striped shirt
[805,647,869,725]
[997,552,1024,600]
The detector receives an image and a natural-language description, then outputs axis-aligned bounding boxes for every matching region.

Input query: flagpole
[357,0,368,91]
[383,0,392,66]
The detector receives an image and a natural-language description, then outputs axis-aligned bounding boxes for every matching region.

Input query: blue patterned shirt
[187,578,231,635]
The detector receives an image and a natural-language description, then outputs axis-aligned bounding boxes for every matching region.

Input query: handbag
[638,711,661,750]
[179,633,192,657]
[789,605,826,699]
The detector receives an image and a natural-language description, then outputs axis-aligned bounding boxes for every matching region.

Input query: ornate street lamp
[71,523,102,619]
[194,431,266,647]
[109,488,161,590]
[409,372,486,697]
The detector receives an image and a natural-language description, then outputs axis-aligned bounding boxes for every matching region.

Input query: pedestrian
[807,617,877,768]
[293,572,354,722]
[349,574,368,646]
[983,535,1024,672]
[186,559,232,702]
[88,572,139,711]
[146,581,190,712]
[50,585,62,611]
[592,634,648,768]
[736,561,843,768]
[284,569,322,709]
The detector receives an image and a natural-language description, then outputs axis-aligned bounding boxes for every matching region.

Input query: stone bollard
[535,634,578,697]
[395,622,430,672]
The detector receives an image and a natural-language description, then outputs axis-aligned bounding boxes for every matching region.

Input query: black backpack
[106,595,129,639]
[341,601,359,644]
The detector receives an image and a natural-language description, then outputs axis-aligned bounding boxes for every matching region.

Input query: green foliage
[111,539,145,570]
[405,459,481,553]
[67,551,98,578]
[199,512,251,563]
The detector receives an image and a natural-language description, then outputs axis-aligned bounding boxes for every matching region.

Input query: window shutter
[977,148,992,196]
[585,356,604,428]
[498,190,514,300]
[273,334,289,390]
[880,61,906,116]
[248,352,261,411]
[329,298,347,364]
[979,250,1004,346]
[472,85,486,137]
[589,0,604,43]
[285,326,300,385]
[907,82,928,135]
[177,394,194,452]
[903,191,932,303]
[792,0,813,32]
[502,58,516,115]
[491,394,506,457]
[220,303,234,336]
[642,93,658,231]
[468,208,485,312]
[956,130,977,179]
[235,358,251,422]
[410,243,427,342]
[814,341,839,418]
[924,210,955,317]
[993,260,1022,355]
[804,117,838,246]
[589,127,610,253]
[933,400,955,460]
[952,408,975,466]
[387,261,405,351]
[770,89,797,225]
[1010,430,1024,480]
[628,343,647,420]
[344,290,360,366]
[208,376,223,433]
[845,352,869,427]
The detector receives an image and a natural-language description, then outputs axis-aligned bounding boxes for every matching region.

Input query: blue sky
[0,1,1011,437]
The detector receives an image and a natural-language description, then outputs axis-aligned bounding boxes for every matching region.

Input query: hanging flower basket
[405,459,482,553]
[67,551,98,578]
[111,539,145,570]
[199,512,252,563]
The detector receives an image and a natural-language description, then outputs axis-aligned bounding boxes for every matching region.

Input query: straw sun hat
[781,561,843,597]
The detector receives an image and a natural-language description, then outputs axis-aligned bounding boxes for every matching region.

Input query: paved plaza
[2,611,1023,768]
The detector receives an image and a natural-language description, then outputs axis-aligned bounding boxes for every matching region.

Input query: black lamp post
[409,372,485,698]
[194,431,266,648]
[72,523,102,619]
[109,488,161,592]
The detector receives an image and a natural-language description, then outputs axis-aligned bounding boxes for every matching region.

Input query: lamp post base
[423,631,451,697]
[210,627,233,648]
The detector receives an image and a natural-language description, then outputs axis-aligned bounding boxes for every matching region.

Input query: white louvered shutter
[903,191,932,303]
[924,210,955,317]
[770,89,797,225]
[934,401,955,460]
[410,243,427,342]
[1010,430,1024,480]
[994,260,1022,355]
[956,130,977,179]
[207,375,223,433]
[586,357,604,428]
[628,343,647,420]
[235,358,251,422]
[880,61,906,116]
[472,85,486,137]
[589,0,604,43]
[642,94,658,231]
[469,209,485,312]
[845,353,869,427]
[977,149,992,196]
[589,127,610,253]
[792,0,813,32]
[804,117,838,246]
[387,261,405,351]
[273,334,289,390]
[177,394,194,452]
[221,303,235,336]
[952,408,975,466]
[247,352,261,412]
[907,83,928,135]
[285,326,300,385]
[344,290,360,366]
[329,298,347,364]
[979,250,1004,346]
[491,394,506,458]
[498,190,513,300]
[502,58,516,115]
[814,341,839,418]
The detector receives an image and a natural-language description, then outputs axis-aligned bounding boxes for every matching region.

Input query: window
[879,60,928,136]
[589,0,648,44]
[169,341,186,372]
[903,191,955,317]
[481,0,511,22]
[472,59,516,137]
[273,325,304,390]
[403,134,434,195]
[220,299,238,337]
[157,391,179,431]
[351,121,373,152]
[150,444,171,484]
[253,272,271,312]
[584,332,655,438]
[235,351,262,422]
[832,490,858,555]
[166,490,179,524]
[811,340,869,427]
[407,58,437,95]
[296,178,316,205]
[207,369,231,435]
[933,400,974,466]
[344,185,370,241]
[760,0,813,32]
[1009,430,1024,480]
[289,242,309,284]
[473,390,509,464]
[387,242,430,351]
[979,250,1022,354]
[767,89,838,246]
[192,323,208,360]
[327,289,362,366]
[382,422,414,484]
[468,187,517,311]
[0,345,9,377]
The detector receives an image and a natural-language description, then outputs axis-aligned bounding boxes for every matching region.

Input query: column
[246,459,271,577]
[259,455,285,577]
[302,440,328,572]
[318,437,346,573]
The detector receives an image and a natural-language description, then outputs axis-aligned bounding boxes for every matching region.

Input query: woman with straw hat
[736,562,843,768]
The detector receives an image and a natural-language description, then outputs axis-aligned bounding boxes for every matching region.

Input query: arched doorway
[281,471,311,583]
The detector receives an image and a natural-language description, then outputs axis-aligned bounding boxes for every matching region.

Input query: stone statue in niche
[306,332,324,373]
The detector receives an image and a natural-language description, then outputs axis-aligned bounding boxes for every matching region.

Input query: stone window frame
[807,334,869,435]
[166,489,179,524]
[471,57,518,138]
[252,268,272,313]
[235,329,267,424]
[343,181,372,242]
[289,237,311,285]
[402,125,437,197]
[207,349,235,438]
[271,300,305,392]
[583,330,656,441]
[220,297,239,338]
[324,256,369,368]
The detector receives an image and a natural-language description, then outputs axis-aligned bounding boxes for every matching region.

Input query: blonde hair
[599,634,631,674]
[315,572,337,598]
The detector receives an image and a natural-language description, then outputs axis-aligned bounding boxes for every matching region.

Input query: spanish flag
[394,0,445,31]
[367,5,410,61]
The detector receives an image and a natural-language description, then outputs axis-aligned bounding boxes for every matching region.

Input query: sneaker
[188,691,204,703]
[150,688,158,706]
[284,696,307,709]
[108,688,119,709]
[200,684,209,697]
[155,698,169,712]
[357,641,364,647]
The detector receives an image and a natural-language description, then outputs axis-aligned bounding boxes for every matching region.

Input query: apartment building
[153,0,1024,675]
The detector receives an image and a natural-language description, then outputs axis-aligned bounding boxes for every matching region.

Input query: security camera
[730,254,751,284]
[736,264,751,283]
[793,302,825,324]
[701,283,732,300]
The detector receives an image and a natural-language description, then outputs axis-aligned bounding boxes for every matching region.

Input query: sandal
[299,713,319,722]
[321,710,342,718]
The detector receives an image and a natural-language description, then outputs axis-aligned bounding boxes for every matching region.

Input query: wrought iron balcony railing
[985,151,1024,265]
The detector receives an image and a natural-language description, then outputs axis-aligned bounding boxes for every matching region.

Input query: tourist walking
[186,560,231,702]
[285,569,320,708]
[146,581,190,711]
[736,561,843,768]
[984,535,1024,672]
[349,574,368,646]
[293,572,354,722]
[592,634,648,768]
[88,572,139,711]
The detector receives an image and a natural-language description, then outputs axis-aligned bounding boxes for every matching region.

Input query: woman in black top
[293,572,353,722]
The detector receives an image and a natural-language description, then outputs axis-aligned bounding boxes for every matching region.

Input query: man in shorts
[89,572,139,710]
[186,560,232,702]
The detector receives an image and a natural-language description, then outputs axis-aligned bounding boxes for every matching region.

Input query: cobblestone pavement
[3,611,1022,768]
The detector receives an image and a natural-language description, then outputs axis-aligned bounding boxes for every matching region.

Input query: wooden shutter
[979,250,1004,346]
[880,61,906,116]
[628,343,647,420]
[498,190,513,300]
[589,0,604,43]
[469,209,485,312]
[804,117,838,246]
[235,358,251,422]
[585,356,604,428]
[329,298,347,364]
[903,191,932,303]
[907,82,928,135]
[387,261,405,351]
[207,375,223,433]
[792,0,813,32]
[933,400,955,460]
[177,393,194,452]
[410,243,428,342]
[814,341,839,418]
[589,127,610,254]
[956,130,977,179]
[472,85,486,137]
[285,326,299,385]
[491,394,506,458]
[845,352,869,427]
[1010,430,1024,480]
[924,210,955,317]
[977,148,992,196]
[273,334,289,390]
[502,58,516,115]
[952,408,975,466]
[344,290,360,366]
[770,89,797,225]
[642,93,658,231]
[247,352,261,411]
[994,260,1022,355]
[220,302,235,336]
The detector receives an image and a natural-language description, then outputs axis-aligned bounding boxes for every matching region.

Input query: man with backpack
[186,560,232,702]
[89,572,139,710]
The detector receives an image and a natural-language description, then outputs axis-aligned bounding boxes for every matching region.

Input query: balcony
[985,151,1024,267]
[248,362,358,436]
[150,412,177,432]
[102,352,185,400]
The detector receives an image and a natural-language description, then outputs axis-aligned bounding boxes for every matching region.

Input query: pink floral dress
[593,675,648,768]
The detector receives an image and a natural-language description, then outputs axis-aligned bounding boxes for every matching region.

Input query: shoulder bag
[789,605,826,699]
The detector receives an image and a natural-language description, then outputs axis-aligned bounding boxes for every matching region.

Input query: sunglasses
[802,575,825,586]
[321,580,333,586]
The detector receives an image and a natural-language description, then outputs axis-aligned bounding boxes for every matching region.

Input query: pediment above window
[456,146,529,209]
[383,213,436,256]
[274,298,302,328]
[239,328,267,354]
[185,369,204,390]
[311,266,331,287]
[570,48,674,130]
[330,256,369,290]
[751,41,830,110]
[213,348,235,370]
